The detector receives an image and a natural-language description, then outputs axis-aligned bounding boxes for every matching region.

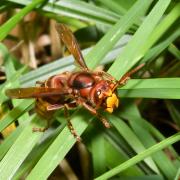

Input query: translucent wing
[56,23,89,71]
[5,87,70,99]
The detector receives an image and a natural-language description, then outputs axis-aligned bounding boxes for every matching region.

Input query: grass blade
[168,44,180,60]
[0,116,43,179]
[26,109,92,180]
[0,100,34,132]
[95,132,180,180]
[104,139,144,177]
[7,0,119,26]
[130,121,177,179]
[118,78,180,99]
[0,123,27,160]
[142,3,180,51]
[109,114,159,173]
[109,0,171,78]
[86,0,153,69]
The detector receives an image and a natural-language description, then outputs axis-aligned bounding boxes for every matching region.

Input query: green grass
[95,132,180,180]
[0,0,180,179]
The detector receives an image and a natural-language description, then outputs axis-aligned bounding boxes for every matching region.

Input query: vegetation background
[0,0,180,179]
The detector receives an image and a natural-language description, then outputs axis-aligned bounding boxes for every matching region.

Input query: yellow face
[103,90,119,113]
[95,82,119,113]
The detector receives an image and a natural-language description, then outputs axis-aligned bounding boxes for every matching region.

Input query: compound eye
[97,89,101,96]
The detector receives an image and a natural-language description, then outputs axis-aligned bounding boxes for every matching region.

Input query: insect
[6,24,144,141]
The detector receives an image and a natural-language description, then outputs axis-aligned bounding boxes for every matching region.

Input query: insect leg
[35,81,44,86]
[64,104,81,142]
[47,104,64,111]
[33,100,55,132]
[112,64,145,91]
[32,125,48,132]
[118,64,145,85]
[81,102,111,128]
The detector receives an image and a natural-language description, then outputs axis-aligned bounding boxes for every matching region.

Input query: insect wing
[5,87,70,99]
[56,23,89,71]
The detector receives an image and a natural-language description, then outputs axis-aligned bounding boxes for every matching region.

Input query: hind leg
[64,104,81,142]
[33,103,63,132]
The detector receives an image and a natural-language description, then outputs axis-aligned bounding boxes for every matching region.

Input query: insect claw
[105,122,111,128]
[32,127,47,132]
[121,77,131,85]
[76,136,82,142]
[101,118,111,128]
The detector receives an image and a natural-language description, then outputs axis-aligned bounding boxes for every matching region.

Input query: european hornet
[6,24,144,141]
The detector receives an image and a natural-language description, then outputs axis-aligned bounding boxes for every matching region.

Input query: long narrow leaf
[118,78,180,99]
[109,114,159,173]
[0,100,34,132]
[26,109,92,180]
[85,0,153,69]
[7,0,119,26]
[109,0,171,78]
[95,132,180,180]
[0,116,43,179]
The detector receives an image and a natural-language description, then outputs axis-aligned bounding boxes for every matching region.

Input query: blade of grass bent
[108,0,171,79]
[119,89,180,99]
[95,132,180,180]
[119,78,180,89]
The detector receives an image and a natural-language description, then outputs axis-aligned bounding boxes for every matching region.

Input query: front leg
[80,101,111,128]
[112,64,145,91]
[118,64,145,85]
[35,80,45,87]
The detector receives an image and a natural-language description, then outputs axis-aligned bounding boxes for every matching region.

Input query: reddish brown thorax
[67,71,119,112]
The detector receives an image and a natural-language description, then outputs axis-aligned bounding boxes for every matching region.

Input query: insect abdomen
[35,98,55,120]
